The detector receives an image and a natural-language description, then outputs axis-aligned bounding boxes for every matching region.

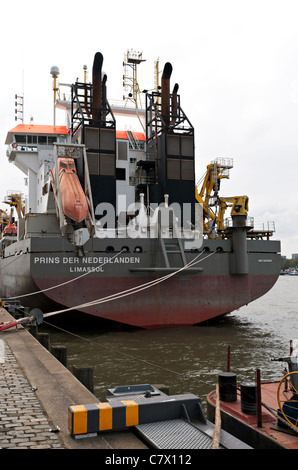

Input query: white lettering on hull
[33,256,141,273]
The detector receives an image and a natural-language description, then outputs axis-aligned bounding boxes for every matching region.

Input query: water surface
[42,276,298,409]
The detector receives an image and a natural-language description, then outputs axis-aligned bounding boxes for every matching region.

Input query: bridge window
[27,135,37,144]
[15,135,26,143]
[117,141,128,160]
[116,168,126,181]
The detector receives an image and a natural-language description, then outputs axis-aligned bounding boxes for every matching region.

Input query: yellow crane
[0,208,9,229]
[3,193,25,219]
[195,159,248,237]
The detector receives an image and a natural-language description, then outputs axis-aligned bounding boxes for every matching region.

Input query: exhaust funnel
[92,52,103,122]
[161,62,172,126]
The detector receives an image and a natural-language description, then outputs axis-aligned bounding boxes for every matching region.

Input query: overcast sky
[0,0,297,257]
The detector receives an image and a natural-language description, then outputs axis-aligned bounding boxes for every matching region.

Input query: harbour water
[41,276,297,411]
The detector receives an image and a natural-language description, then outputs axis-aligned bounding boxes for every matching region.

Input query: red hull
[34,273,279,328]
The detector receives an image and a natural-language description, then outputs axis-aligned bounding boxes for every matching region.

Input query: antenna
[50,65,60,128]
[154,58,160,104]
[14,93,24,123]
[83,64,88,83]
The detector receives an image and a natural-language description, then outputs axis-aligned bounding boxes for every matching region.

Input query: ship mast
[50,65,60,128]
[123,49,146,108]
[154,58,160,105]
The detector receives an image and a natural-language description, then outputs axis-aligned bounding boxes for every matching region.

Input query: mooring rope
[260,400,298,435]
[0,250,217,333]
[43,319,189,378]
[42,250,217,319]
[4,249,125,300]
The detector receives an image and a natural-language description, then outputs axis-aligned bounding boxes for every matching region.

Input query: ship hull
[35,273,278,328]
[0,235,281,328]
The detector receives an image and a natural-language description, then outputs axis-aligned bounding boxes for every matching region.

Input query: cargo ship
[0,50,281,328]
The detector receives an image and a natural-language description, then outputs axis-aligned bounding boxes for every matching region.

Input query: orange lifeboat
[3,224,17,236]
[53,157,88,223]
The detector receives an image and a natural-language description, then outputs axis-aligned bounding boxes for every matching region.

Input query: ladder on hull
[159,236,187,268]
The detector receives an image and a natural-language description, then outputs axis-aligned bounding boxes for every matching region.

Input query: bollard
[73,366,94,393]
[28,324,39,338]
[240,382,257,415]
[37,333,50,351]
[51,345,67,367]
[218,372,237,402]
[256,369,262,428]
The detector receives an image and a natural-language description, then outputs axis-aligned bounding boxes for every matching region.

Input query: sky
[0,0,297,257]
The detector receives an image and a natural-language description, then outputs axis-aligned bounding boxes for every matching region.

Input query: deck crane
[3,192,25,219]
[196,159,249,237]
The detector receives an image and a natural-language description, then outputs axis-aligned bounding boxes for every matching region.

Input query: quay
[0,308,147,449]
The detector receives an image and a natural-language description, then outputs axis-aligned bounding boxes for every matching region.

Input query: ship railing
[224,217,254,229]
[145,91,194,143]
[224,217,276,239]
[247,221,276,239]
[129,175,156,186]
[133,151,155,164]
[210,158,234,183]
[211,157,234,169]
[252,221,276,233]
[71,81,116,138]
[109,98,146,110]
[130,150,156,186]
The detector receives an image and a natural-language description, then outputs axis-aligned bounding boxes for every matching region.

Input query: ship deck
[207,382,298,449]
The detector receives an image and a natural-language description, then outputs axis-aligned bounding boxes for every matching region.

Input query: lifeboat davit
[53,157,88,223]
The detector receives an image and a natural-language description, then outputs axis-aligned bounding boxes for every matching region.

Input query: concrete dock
[0,308,147,449]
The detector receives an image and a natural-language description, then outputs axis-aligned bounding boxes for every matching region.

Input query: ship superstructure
[0,51,281,328]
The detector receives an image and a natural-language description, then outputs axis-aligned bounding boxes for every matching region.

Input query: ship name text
[33,255,141,267]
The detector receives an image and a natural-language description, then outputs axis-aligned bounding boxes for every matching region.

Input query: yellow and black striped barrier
[68,393,201,437]
[68,400,139,436]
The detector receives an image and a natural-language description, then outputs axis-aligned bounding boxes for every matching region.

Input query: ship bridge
[5,123,147,217]
[5,124,70,151]
[5,124,71,214]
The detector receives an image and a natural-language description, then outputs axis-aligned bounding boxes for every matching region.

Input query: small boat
[287,269,298,276]
[207,341,298,449]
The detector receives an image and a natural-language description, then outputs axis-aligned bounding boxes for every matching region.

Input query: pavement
[0,308,147,450]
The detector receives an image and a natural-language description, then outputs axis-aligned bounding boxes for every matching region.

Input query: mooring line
[43,320,187,378]
[43,251,217,319]
[4,249,125,300]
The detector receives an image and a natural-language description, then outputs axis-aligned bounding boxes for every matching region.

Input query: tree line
[281,258,298,269]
